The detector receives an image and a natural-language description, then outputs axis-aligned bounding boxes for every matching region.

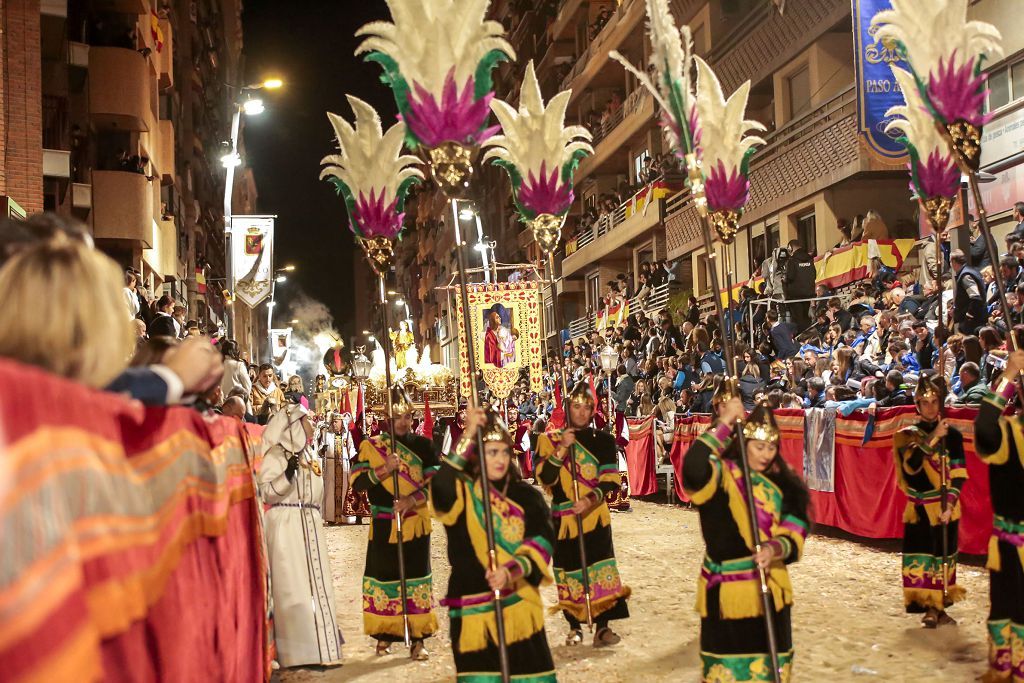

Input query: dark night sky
[240,0,393,336]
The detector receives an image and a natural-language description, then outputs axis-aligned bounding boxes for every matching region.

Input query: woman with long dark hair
[682,396,810,681]
[432,406,556,681]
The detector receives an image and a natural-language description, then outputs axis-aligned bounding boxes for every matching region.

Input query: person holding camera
[784,239,816,334]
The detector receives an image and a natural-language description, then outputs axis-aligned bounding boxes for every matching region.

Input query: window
[787,65,811,120]
[796,212,816,255]
[633,148,651,184]
[586,272,601,312]
[985,59,1024,112]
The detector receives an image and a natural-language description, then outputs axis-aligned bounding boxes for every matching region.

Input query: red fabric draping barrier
[624,416,658,496]
[0,359,270,683]
[666,406,992,555]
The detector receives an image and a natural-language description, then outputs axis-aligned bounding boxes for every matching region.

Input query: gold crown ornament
[568,380,596,408]
[390,383,415,416]
[480,408,514,446]
[915,374,947,404]
[741,401,780,444]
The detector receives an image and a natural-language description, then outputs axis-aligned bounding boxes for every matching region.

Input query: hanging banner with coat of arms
[230,215,275,307]
[852,0,910,161]
[454,281,544,400]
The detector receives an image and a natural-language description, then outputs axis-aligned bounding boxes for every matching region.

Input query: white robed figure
[258,402,344,668]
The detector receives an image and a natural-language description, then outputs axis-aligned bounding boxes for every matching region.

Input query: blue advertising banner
[852,0,909,160]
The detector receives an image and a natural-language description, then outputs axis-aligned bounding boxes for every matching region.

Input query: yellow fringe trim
[986,536,1024,574]
[366,508,432,544]
[457,592,546,654]
[902,500,962,526]
[551,585,632,621]
[557,503,611,540]
[362,610,438,640]
[903,585,966,610]
[695,566,792,619]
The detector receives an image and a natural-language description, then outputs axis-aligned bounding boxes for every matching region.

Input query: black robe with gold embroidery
[536,427,630,628]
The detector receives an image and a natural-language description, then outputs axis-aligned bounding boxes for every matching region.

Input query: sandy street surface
[276,499,990,682]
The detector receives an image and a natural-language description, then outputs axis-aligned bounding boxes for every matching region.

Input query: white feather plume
[693,56,766,175]
[883,65,948,163]
[355,0,515,100]
[319,95,424,206]
[871,0,1002,74]
[481,61,593,180]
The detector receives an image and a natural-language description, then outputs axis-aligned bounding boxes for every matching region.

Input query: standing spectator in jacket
[251,363,285,418]
[686,296,701,326]
[613,365,634,412]
[1002,201,1024,246]
[123,269,140,320]
[147,294,177,337]
[950,249,987,335]
[784,239,816,333]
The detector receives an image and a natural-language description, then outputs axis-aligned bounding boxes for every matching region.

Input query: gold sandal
[410,641,429,661]
[565,629,583,646]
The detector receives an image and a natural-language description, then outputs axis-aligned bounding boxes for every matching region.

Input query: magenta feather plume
[704,161,750,213]
[352,188,405,240]
[403,68,495,147]
[914,148,960,200]
[517,161,574,217]
[926,54,992,127]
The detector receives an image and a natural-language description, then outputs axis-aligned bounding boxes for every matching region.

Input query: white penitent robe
[258,406,343,668]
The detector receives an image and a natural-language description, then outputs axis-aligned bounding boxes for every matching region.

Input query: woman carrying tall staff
[350,385,439,659]
[892,374,967,628]
[681,397,809,683]
[432,406,557,682]
[974,350,1024,683]
[536,381,631,647]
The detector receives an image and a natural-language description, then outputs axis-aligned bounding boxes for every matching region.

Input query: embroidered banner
[803,407,837,492]
[852,0,910,160]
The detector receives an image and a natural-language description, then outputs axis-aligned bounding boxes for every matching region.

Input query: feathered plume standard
[320,95,423,266]
[482,60,593,221]
[693,56,766,219]
[355,0,515,149]
[871,0,1002,170]
[884,66,959,230]
[609,0,698,158]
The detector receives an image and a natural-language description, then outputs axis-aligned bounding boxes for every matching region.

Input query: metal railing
[565,174,675,257]
[565,282,674,340]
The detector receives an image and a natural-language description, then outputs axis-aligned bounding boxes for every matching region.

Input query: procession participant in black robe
[975,350,1024,683]
[350,384,439,659]
[682,396,809,683]
[892,374,967,628]
[433,406,557,682]
[536,381,630,647]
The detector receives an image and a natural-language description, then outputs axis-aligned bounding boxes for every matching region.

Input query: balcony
[90,0,148,14]
[575,88,653,182]
[562,184,665,279]
[88,47,153,131]
[549,0,586,42]
[566,282,673,339]
[560,0,644,98]
[90,170,153,245]
[158,18,173,90]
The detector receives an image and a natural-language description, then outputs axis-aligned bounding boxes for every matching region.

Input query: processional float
[873,0,1005,615]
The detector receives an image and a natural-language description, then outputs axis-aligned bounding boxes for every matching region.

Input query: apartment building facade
[17,0,258,351]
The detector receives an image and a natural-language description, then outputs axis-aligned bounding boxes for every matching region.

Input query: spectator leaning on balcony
[950,249,987,335]
[783,239,816,333]
[767,309,799,360]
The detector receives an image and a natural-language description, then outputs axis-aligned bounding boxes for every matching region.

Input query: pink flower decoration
[704,161,750,213]
[352,188,405,240]
[403,68,497,147]
[518,161,574,217]
[914,148,960,199]
[926,54,992,127]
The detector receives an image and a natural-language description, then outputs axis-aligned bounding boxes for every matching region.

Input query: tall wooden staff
[481,59,597,631]
[612,7,780,678]
[321,96,427,652]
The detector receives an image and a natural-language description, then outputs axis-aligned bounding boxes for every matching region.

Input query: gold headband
[742,420,780,444]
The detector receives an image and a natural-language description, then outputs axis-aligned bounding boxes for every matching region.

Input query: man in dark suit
[783,239,816,333]
[767,309,799,360]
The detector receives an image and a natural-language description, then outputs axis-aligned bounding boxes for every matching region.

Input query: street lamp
[276,275,287,283]
[599,344,618,433]
[351,349,373,432]
[224,77,284,339]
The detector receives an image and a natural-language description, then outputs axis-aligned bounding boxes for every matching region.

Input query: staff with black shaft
[686,154,782,683]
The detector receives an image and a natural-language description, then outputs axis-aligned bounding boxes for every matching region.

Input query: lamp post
[599,344,618,433]
[351,349,372,434]
[223,78,283,339]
